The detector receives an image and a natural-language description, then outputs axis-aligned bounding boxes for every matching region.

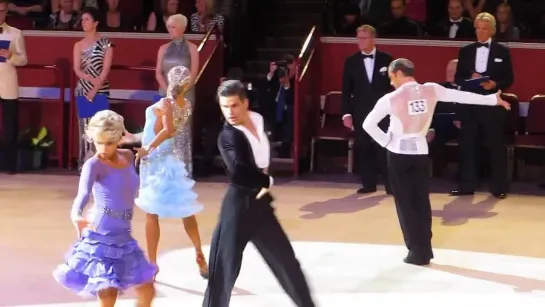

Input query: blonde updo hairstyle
[85,110,126,143]
[166,65,192,101]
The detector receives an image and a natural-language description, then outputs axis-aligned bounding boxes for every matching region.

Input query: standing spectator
[73,7,114,171]
[190,0,224,33]
[341,25,393,194]
[451,12,513,199]
[0,0,28,174]
[494,2,520,41]
[154,14,199,176]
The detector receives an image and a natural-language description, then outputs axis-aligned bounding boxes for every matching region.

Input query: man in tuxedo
[342,25,393,194]
[429,0,475,39]
[0,0,28,174]
[450,12,513,199]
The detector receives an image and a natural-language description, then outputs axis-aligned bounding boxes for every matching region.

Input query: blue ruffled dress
[53,155,156,297]
[135,99,203,218]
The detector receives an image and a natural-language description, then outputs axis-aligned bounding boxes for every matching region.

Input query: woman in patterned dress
[73,7,114,171]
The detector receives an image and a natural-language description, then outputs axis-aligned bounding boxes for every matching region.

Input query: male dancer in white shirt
[0,0,28,174]
[203,80,315,307]
[363,58,510,266]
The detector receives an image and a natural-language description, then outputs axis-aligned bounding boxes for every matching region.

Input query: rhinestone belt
[100,207,134,220]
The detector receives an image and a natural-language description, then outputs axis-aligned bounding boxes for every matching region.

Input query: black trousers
[354,119,390,190]
[458,106,508,194]
[1,98,19,173]
[387,151,433,258]
[203,187,315,307]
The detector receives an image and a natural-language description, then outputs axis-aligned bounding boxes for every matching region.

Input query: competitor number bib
[408,99,428,115]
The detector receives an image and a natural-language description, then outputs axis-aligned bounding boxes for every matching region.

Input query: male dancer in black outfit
[203,80,315,307]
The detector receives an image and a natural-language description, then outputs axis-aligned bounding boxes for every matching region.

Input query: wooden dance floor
[2,173,545,307]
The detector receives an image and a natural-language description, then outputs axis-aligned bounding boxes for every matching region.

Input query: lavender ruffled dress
[53,154,156,297]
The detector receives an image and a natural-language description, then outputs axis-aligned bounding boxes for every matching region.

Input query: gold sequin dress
[134,99,203,218]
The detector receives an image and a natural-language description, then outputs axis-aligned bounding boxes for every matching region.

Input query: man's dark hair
[217,80,247,100]
[282,53,296,64]
[389,58,415,77]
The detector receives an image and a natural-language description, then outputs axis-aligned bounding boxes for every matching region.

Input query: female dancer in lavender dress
[125,66,208,278]
[53,110,156,307]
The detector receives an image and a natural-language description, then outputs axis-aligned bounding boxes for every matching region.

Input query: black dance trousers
[203,187,315,307]
[387,151,433,257]
[1,98,19,173]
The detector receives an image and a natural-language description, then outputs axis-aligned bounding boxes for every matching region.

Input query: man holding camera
[263,54,296,158]
[342,25,393,194]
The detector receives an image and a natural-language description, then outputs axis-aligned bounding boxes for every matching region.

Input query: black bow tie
[477,42,489,48]
[362,54,374,59]
[449,21,460,26]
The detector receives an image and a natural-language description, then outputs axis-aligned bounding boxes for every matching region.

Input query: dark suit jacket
[260,76,295,128]
[429,18,475,39]
[218,123,271,190]
[455,41,514,95]
[341,50,393,124]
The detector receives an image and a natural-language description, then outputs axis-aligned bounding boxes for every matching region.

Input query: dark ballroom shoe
[492,193,507,199]
[449,190,475,196]
[403,252,432,266]
[357,187,377,194]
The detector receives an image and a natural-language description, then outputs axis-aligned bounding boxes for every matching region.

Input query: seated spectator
[429,0,474,39]
[102,0,139,31]
[336,4,364,35]
[462,0,503,19]
[51,0,96,13]
[377,0,421,37]
[47,0,79,30]
[146,0,178,33]
[494,2,520,41]
[8,0,47,27]
[428,59,461,176]
[404,0,426,25]
[190,0,224,33]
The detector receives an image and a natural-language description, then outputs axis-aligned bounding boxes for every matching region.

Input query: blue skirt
[136,153,203,218]
[53,229,156,297]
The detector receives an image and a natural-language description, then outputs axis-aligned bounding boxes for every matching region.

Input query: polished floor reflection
[2,174,545,307]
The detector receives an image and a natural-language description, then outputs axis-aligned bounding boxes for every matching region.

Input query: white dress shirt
[362,81,497,155]
[475,38,492,74]
[233,111,274,187]
[0,23,28,100]
[362,48,376,82]
[448,18,463,38]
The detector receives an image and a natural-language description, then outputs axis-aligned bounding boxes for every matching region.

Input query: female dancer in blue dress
[126,65,208,278]
[53,110,156,307]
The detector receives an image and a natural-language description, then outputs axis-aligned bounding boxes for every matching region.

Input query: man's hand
[342,116,354,130]
[471,72,482,79]
[0,49,11,59]
[269,62,277,74]
[426,130,435,143]
[495,90,511,110]
[453,120,461,129]
[480,80,497,90]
